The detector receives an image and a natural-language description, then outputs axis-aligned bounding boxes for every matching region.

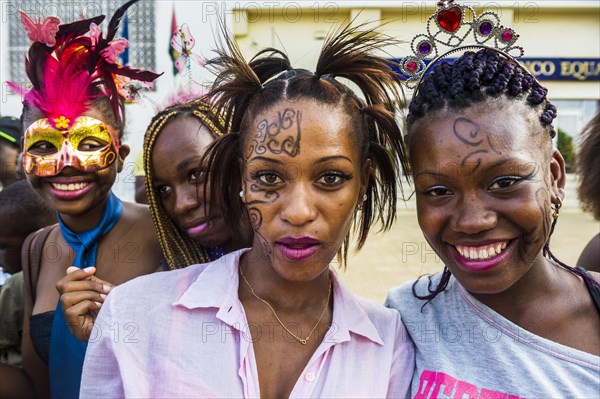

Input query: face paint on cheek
[519,186,551,261]
[245,183,280,259]
[242,107,307,262]
[22,116,120,177]
[244,201,274,261]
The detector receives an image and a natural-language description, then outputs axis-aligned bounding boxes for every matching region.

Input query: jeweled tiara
[400,0,524,89]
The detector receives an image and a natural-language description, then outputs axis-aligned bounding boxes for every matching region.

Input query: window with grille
[7,0,155,87]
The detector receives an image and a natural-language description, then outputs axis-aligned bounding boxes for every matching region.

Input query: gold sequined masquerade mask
[23,116,121,177]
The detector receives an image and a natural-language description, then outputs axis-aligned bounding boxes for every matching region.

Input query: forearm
[0,364,37,399]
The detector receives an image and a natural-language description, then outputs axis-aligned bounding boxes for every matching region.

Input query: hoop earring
[552,197,563,220]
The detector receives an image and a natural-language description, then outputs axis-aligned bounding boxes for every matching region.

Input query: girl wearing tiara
[386,2,599,397]
[0,2,162,397]
[81,24,414,397]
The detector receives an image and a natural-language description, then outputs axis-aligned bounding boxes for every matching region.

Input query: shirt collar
[329,270,385,346]
[173,248,384,346]
[173,248,247,326]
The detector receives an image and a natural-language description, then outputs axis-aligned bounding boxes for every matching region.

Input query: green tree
[557,128,575,173]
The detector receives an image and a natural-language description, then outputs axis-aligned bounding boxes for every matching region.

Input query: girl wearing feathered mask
[1,1,162,397]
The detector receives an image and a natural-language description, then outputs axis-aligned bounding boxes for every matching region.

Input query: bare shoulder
[577,233,600,273]
[97,201,162,281]
[120,202,157,238]
[122,201,152,220]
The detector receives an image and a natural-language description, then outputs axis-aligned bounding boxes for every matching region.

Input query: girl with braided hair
[386,48,600,397]
[142,94,253,270]
[81,24,414,397]
[57,94,253,343]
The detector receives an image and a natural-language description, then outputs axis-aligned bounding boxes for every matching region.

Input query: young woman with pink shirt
[80,24,415,397]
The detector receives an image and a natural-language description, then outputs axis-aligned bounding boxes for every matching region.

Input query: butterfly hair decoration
[170,24,205,75]
[20,11,60,47]
[115,75,157,108]
[89,22,129,64]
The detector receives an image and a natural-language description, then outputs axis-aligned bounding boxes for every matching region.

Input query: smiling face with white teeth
[24,105,130,223]
[410,99,566,296]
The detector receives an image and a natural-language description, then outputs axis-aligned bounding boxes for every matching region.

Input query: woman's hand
[56,267,114,342]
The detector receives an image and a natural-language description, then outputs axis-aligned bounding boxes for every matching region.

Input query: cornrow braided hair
[204,23,409,267]
[143,98,227,270]
[407,48,599,303]
[407,48,557,141]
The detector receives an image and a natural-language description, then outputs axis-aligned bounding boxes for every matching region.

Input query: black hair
[203,23,409,267]
[577,111,600,221]
[407,48,557,141]
[0,180,57,235]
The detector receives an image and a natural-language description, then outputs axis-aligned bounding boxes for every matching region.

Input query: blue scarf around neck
[49,192,123,399]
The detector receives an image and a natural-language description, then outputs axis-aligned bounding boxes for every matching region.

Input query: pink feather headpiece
[10,0,162,129]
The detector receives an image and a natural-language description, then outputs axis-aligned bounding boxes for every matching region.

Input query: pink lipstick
[186,221,209,236]
[47,180,94,200]
[276,236,321,261]
[452,241,513,272]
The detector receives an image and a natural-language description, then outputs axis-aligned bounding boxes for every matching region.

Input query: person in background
[58,93,254,350]
[0,180,57,367]
[0,115,23,286]
[0,116,22,191]
[60,93,254,331]
[576,111,600,272]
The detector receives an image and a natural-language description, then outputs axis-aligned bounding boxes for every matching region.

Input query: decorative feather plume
[11,0,162,129]
[106,0,138,42]
[25,40,93,125]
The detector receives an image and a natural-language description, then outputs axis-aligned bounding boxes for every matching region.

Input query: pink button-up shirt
[80,249,414,398]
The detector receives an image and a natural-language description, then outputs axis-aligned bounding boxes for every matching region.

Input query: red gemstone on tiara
[501,29,514,42]
[406,61,418,72]
[437,6,462,32]
[479,21,493,35]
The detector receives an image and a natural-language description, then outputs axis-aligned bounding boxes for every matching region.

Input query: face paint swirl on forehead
[246,108,302,160]
[23,116,121,177]
[453,117,501,170]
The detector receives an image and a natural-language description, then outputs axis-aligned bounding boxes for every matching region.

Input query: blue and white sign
[391,58,600,82]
